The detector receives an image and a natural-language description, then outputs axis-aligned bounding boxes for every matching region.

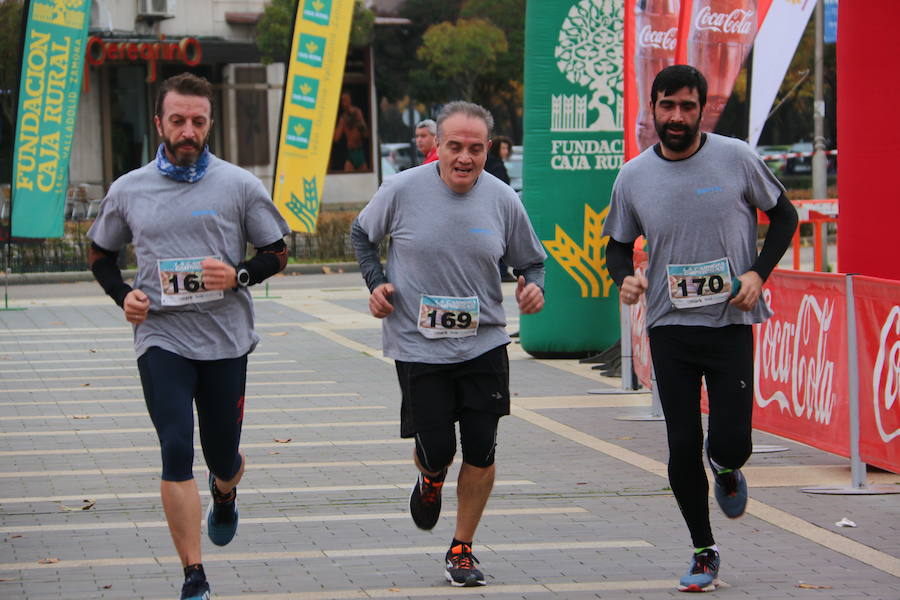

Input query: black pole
[4,0,32,309]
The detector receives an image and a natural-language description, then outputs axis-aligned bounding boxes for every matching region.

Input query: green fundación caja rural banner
[520,0,624,356]
[11,0,92,239]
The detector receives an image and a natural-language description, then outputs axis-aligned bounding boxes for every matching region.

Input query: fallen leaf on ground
[616,436,634,440]
[80,383,90,387]
[322,266,333,274]
[89,349,96,353]
[388,588,400,592]
[269,451,281,455]
[60,500,95,511]
[270,331,288,337]
[49,321,64,325]
[274,438,292,443]
[798,583,832,589]
[101,585,112,589]
[71,415,91,420]
[37,558,59,564]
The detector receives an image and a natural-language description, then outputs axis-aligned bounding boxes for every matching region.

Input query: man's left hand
[201,258,237,290]
[729,270,764,311]
[516,276,544,314]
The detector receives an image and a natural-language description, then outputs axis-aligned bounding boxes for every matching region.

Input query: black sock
[427,467,448,483]
[184,563,205,581]
[451,538,472,549]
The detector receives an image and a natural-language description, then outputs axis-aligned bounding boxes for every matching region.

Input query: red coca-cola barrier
[621,268,900,474]
[852,276,900,474]
[752,271,849,458]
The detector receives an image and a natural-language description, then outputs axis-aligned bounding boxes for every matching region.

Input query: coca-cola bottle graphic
[635,0,680,151]
[688,0,757,132]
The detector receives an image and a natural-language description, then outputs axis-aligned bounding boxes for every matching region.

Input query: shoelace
[420,477,443,504]
[448,545,480,570]
[691,551,716,574]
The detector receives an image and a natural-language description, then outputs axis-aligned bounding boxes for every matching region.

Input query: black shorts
[395,344,510,439]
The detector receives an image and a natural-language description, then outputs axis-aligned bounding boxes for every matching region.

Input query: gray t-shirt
[602,133,784,329]
[357,163,546,363]
[88,154,290,360]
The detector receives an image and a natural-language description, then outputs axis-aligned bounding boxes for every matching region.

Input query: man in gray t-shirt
[603,66,797,593]
[87,73,289,600]
[352,101,546,588]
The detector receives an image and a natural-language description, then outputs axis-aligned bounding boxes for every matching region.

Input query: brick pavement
[0,274,898,600]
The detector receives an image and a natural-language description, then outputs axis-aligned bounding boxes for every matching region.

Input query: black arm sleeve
[606,238,635,288]
[89,242,132,308]
[237,238,287,286]
[351,218,388,293]
[750,192,799,282]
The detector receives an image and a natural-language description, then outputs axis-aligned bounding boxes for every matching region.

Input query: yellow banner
[273,0,354,233]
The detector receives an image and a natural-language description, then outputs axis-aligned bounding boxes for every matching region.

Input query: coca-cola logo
[872,306,900,442]
[755,290,837,424]
[694,6,755,35]
[638,25,677,51]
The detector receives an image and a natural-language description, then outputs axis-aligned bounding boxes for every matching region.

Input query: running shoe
[206,472,239,546]
[707,441,748,518]
[445,543,486,587]
[180,572,210,600]
[409,470,445,530]
[678,548,720,592]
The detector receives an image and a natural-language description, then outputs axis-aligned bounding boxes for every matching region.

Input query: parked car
[785,142,813,175]
[505,145,524,194]
[380,142,415,172]
[755,144,790,176]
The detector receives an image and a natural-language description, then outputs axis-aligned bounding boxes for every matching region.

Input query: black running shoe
[180,571,210,600]
[409,470,445,530]
[445,543,486,587]
[206,472,238,546]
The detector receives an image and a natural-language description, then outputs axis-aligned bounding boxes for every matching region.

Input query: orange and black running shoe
[444,543,485,587]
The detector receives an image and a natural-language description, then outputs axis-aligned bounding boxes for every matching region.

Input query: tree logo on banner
[873,306,900,443]
[554,0,624,132]
[543,204,615,298]
[33,0,87,29]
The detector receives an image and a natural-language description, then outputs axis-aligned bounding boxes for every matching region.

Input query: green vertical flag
[520,0,624,355]
[11,0,92,239]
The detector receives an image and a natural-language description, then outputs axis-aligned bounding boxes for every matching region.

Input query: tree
[256,0,374,65]
[415,19,507,104]
[0,0,24,184]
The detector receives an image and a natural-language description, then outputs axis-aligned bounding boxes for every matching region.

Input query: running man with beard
[352,101,546,587]
[88,72,290,600]
[603,65,797,592]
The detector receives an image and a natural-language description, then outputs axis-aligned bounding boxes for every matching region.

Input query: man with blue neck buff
[87,72,290,600]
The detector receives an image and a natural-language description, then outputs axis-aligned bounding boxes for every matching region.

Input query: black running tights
[648,325,754,548]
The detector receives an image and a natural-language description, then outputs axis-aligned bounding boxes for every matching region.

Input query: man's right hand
[619,273,648,305]
[123,289,150,324]
[369,283,394,318]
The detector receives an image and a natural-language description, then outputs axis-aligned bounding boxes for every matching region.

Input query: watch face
[238,270,250,286]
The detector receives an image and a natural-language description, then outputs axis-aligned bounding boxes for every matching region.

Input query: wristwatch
[236,266,251,288]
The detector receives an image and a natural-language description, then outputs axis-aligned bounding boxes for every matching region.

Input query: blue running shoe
[678,548,720,592]
[206,472,238,546]
[706,440,748,518]
[712,467,748,518]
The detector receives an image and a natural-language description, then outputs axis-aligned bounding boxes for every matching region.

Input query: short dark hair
[490,135,512,158]
[436,101,494,140]
[650,65,707,108]
[155,72,214,119]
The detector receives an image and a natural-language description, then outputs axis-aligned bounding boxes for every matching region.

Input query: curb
[3,262,361,286]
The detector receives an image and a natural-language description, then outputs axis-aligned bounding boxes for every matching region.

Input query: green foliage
[256,0,294,65]
[0,0,24,183]
[256,0,373,64]
[349,0,375,48]
[415,18,508,103]
[460,0,525,83]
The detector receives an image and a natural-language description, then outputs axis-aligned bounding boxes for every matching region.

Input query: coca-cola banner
[753,270,849,458]
[852,276,900,474]
[624,0,772,160]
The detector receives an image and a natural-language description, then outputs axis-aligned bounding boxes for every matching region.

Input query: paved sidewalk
[0,273,897,600]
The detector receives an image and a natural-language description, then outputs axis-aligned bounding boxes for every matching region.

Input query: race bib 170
[666,257,734,309]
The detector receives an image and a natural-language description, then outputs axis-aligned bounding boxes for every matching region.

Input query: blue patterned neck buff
[155,143,210,183]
